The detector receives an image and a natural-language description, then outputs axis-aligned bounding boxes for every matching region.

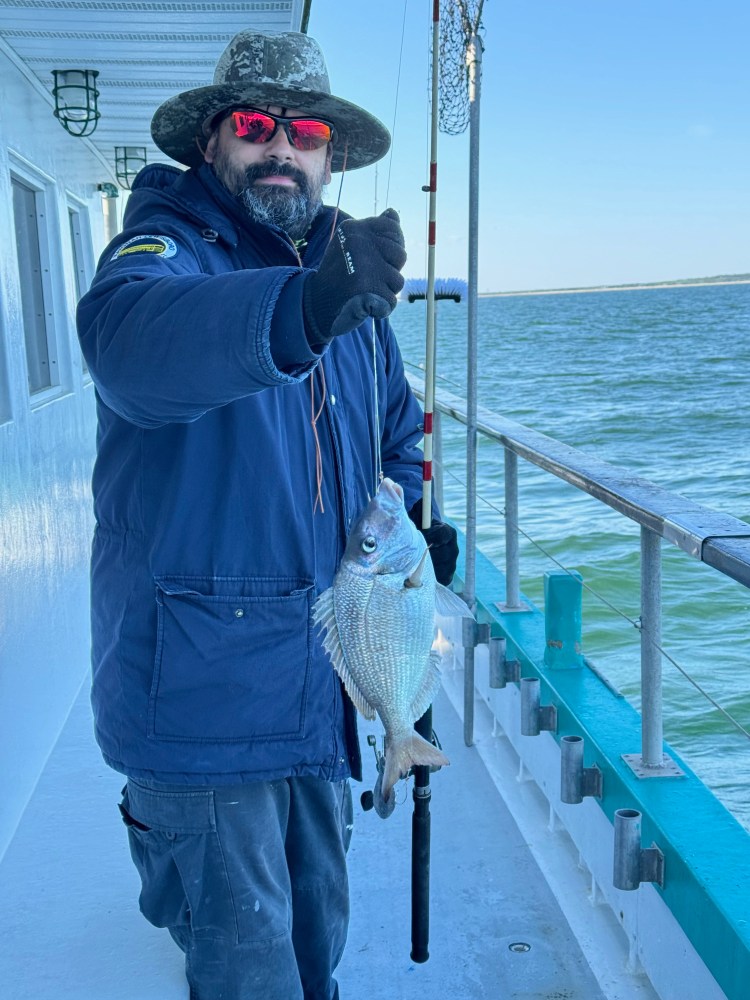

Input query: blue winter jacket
[77,163,427,785]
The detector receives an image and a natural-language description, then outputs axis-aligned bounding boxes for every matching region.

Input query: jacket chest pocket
[149,576,314,743]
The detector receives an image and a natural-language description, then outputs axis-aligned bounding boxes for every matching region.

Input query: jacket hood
[124,163,239,246]
[124,162,344,259]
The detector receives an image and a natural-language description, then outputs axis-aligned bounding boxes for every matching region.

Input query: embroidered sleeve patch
[111,235,178,261]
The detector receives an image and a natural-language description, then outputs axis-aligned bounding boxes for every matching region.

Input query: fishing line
[384,0,409,208]
[309,144,351,516]
[328,141,349,241]
[310,363,328,513]
[324,136,382,499]
[357,5,411,527]
[437,461,750,742]
[366,1,408,495]
[402,356,465,392]
[372,318,383,494]
[402,356,603,389]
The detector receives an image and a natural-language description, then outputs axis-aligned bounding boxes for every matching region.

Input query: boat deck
[0,672,654,999]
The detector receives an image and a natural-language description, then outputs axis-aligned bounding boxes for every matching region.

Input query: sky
[306,1,750,292]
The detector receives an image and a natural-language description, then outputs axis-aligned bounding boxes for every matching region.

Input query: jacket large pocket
[149,576,314,743]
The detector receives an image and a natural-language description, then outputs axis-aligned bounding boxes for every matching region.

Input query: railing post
[640,526,663,767]
[504,448,520,609]
[462,35,481,747]
[622,528,683,779]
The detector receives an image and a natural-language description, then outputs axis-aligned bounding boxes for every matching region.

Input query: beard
[211,147,327,240]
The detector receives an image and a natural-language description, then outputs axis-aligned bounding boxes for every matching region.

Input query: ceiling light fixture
[115,147,148,190]
[52,69,100,137]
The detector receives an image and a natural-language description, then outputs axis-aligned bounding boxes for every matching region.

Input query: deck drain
[508,942,531,953]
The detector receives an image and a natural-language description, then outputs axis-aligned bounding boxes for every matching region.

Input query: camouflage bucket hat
[151,30,391,172]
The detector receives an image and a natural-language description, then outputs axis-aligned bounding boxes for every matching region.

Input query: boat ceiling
[0,0,305,178]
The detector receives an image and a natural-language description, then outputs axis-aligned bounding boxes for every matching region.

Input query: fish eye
[361,535,377,554]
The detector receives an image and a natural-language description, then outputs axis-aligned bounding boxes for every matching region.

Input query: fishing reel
[360,735,394,819]
[360,731,445,819]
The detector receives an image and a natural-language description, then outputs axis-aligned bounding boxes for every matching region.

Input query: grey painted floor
[0,683,606,999]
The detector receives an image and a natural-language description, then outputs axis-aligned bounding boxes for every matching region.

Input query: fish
[313,477,471,812]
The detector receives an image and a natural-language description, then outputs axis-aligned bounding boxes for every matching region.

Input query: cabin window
[68,208,89,302]
[68,206,91,375]
[11,177,58,395]
[0,317,10,424]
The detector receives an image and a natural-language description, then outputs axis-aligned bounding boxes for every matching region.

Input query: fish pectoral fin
[434,583,474,619]
[409,652,443,722]
[404,548,430,589]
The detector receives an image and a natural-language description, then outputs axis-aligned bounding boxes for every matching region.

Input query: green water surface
[393,282,750,828]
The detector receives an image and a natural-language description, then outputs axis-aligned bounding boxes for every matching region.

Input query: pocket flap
[126,781,216,834]
[154,575,313,600]
[149,575,315,743]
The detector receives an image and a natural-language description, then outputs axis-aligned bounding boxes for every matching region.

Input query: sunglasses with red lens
[230,110,334,151]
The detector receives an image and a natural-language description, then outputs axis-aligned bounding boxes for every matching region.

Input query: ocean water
[392,282,750,829]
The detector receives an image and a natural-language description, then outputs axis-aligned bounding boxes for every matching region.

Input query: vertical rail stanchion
[464,32,481,600]
[463,31,482,747]
[463,618,475,744]
[640,526,664,767]
[504,448,520,609]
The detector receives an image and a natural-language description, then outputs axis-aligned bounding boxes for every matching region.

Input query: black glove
[302,208,407,345]
[409,499,459,587]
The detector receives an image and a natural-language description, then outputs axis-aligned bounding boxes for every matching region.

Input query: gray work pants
[120,775,353,1000]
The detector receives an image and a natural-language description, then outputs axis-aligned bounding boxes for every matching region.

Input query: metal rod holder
[463,646,475,748]
[613,809,665,890]
[560,735,602,803]
[489,636,505,687]
[462,620,491,649]
[462,620,490,747]
[489,636,520,688]
[520,677,557,736]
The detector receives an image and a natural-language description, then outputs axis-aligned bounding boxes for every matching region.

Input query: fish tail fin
[381,732,450,803]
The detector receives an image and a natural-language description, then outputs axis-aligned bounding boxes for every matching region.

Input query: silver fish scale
[327,555,439,732]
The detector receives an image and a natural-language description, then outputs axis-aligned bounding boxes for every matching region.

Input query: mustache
[242,162,311,196]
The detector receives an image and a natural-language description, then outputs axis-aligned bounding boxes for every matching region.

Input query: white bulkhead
[0,39,114,859]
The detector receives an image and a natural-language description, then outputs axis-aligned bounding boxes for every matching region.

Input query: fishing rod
[411,0,441,966]
[421,0,440,535]
[360,2,445,966]
[410,707,434,962]
[360,0,468,967]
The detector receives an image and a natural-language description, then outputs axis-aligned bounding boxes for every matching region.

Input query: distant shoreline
[479,278,750,298]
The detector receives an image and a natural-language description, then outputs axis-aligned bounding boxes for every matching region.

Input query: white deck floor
[0,678,619,999]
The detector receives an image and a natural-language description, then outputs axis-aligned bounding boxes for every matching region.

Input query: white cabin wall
[0,46,119,860]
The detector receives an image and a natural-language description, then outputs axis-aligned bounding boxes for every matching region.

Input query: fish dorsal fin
[435,583,474,619]
[409,650,443,722]
[312,587,377,721]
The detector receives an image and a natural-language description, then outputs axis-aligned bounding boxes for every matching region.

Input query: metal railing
[408,374,750,764]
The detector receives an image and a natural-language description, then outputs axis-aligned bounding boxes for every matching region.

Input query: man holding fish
[77,29,458,1000]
